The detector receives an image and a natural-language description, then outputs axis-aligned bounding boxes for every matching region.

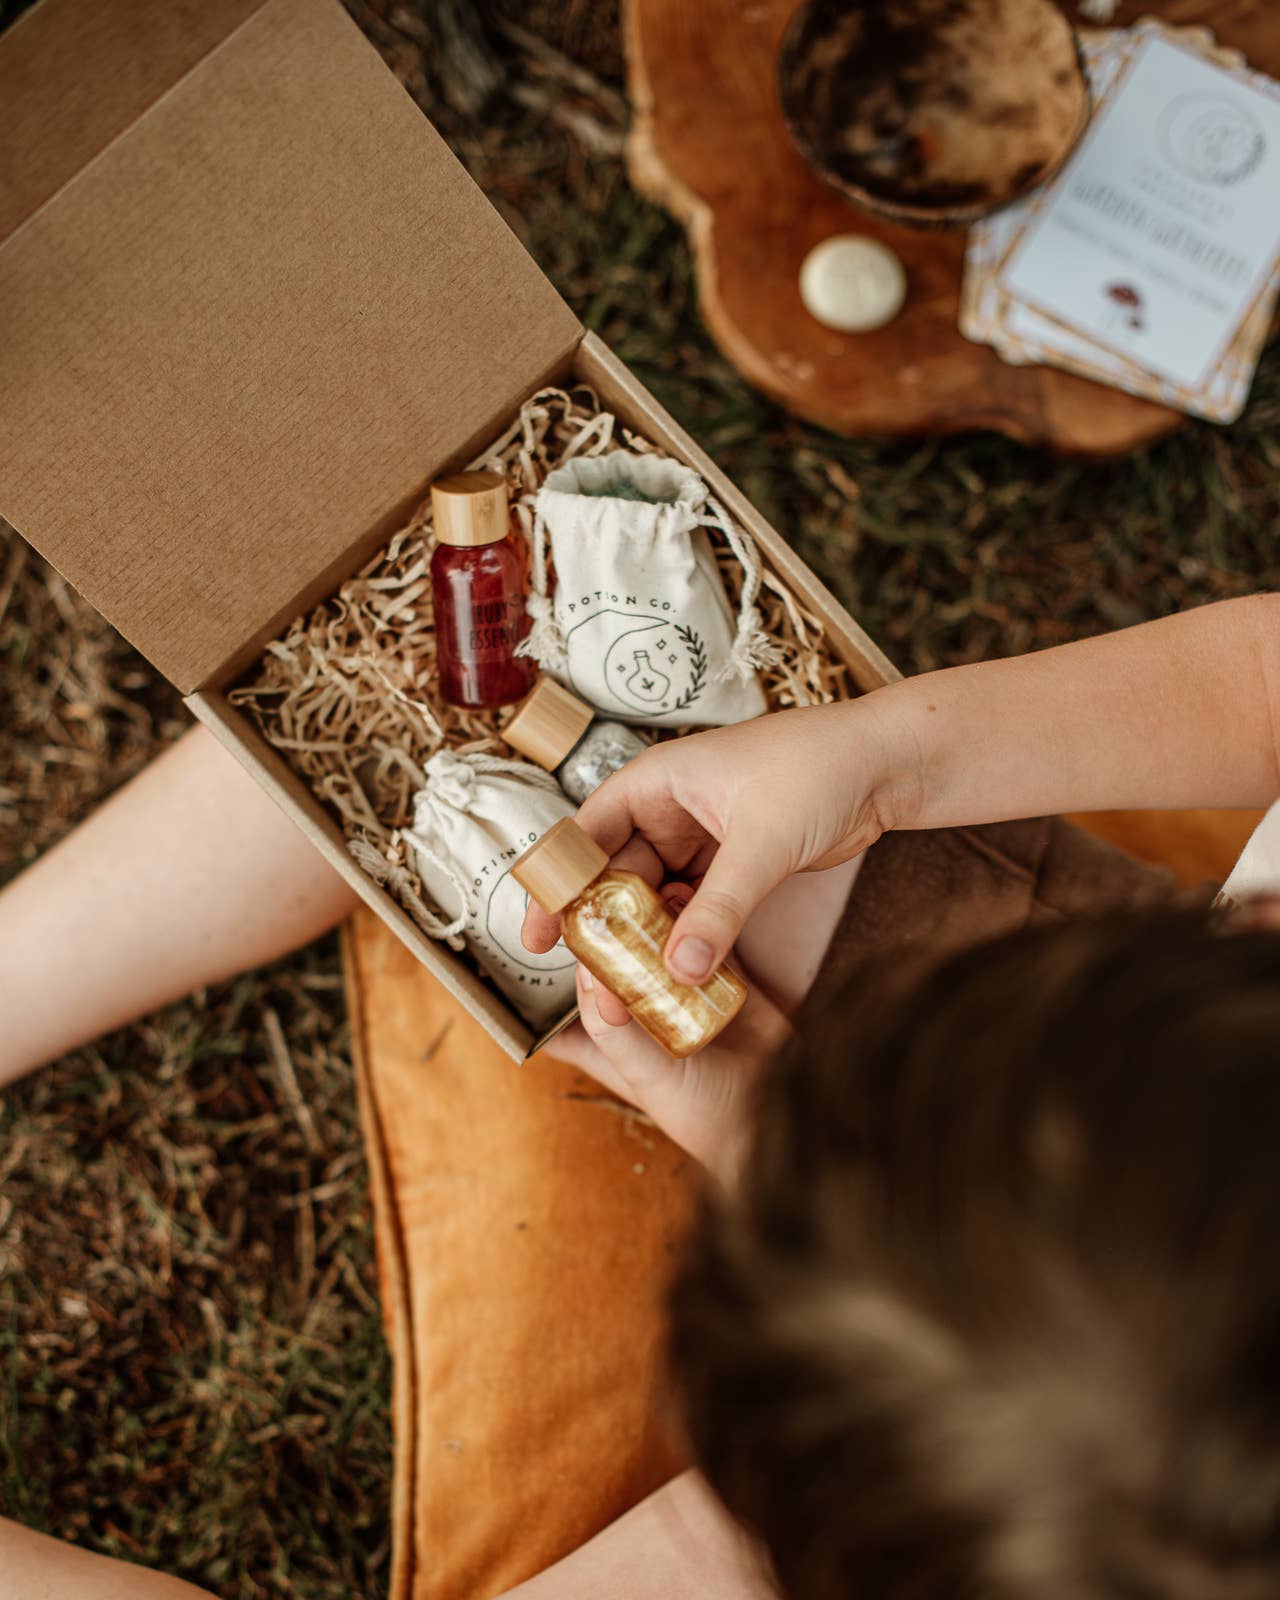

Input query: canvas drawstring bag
[351,750,578,1030]
[520,451,777,727]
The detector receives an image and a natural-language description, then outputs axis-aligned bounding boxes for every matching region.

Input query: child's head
[672,910,1280,1600]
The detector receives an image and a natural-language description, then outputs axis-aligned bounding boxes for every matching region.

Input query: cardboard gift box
[0,0,899,1058]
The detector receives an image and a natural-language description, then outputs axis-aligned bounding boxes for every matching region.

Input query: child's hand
[543,958,789,1191]
[536,874,859,1187]
[522,700,906,989]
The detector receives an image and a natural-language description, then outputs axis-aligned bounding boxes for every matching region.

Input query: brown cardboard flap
[0,0,267,242]
[0,0,582,693]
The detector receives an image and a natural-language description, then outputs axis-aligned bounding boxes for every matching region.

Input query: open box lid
[0,0,583,693]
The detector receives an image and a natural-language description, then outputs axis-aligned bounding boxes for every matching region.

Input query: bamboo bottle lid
[513,818,609,914]
[431,471,510,547]
[504,678,595,771]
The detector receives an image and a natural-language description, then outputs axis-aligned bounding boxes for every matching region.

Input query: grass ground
[2,3,1279,1597]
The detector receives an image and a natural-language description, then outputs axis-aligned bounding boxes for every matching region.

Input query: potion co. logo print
[564,608,708,718]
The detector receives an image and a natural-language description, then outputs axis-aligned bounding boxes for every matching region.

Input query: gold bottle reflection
[513,819,747,1057]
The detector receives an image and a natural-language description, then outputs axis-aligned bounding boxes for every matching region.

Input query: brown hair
[671,912,1280,1600]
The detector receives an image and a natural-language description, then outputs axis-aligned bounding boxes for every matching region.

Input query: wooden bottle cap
[512,818,609,914]
[431,471,510,547]
[503,677,594,772]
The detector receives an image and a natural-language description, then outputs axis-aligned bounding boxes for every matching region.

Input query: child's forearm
[865,595,1280,831]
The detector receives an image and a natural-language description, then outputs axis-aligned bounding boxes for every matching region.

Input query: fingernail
[669,936,713,983]
[579,968,594,992]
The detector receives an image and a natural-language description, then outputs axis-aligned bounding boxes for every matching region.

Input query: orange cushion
[1068,809,1264,890]
[344,909,695,1600]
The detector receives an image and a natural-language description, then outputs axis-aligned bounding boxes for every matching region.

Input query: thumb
[664,835,787,985]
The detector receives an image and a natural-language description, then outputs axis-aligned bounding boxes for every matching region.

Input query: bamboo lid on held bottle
[513,818,608,915]
[431,471,510,547]
[504,678,595,772]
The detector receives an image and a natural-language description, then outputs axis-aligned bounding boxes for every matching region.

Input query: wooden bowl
[778,0,1090,227]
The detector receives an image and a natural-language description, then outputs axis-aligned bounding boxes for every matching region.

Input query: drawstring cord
[697,493,784,682]
[349,836,469,947]
[516,500,568,670]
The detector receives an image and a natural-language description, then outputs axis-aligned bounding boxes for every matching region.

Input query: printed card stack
[961,22,1280,423]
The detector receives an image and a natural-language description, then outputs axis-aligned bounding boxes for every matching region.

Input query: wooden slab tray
[624,1,1280,455]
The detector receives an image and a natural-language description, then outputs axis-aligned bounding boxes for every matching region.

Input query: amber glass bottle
[513,818,747,1058]
[430,471,535,709]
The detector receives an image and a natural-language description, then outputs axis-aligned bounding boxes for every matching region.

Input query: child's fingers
[520,901,563,954]
[576,967,628,1036]
[534,968,641,1101]
[580,966,632,1028]
[663,881,694,913]
[576,966,680,1100]
[613,835,666,886]
[537,1017,635,1110]
[663,830,787,985]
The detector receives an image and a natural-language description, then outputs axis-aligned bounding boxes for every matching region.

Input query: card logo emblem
[1159,94,1265,186]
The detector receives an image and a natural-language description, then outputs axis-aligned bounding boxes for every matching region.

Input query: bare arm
[524,595,1280,984]
[871,592,1280,832]
[0,725,359,1087]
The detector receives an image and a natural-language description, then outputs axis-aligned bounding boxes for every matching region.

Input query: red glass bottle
[430,471,535,709]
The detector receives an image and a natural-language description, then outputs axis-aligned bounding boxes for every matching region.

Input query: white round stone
[799,235,907,333]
